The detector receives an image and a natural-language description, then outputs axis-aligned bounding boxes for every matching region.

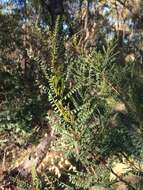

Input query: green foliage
[1,3,143,190]
[36,36,143,189]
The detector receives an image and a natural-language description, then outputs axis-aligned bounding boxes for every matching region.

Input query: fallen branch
[1,133,55,188]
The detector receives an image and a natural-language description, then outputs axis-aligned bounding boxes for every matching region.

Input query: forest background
[0,0,143,189]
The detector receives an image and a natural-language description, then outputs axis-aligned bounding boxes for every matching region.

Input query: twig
[105,165,136,190]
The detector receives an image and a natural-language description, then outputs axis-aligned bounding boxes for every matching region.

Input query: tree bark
[41,0,64,29]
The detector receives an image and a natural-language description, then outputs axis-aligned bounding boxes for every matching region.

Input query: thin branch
[105,165,136,190]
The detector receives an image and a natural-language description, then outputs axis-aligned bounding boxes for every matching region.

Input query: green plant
[34,34,143,189]
[1,6,143,189]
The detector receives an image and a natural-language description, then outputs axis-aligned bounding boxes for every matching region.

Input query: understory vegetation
[0,0,143,189]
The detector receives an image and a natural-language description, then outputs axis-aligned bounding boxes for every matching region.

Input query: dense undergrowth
[0,5,143,190]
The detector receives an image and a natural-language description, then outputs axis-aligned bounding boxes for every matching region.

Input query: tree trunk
[41,0,64,29]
